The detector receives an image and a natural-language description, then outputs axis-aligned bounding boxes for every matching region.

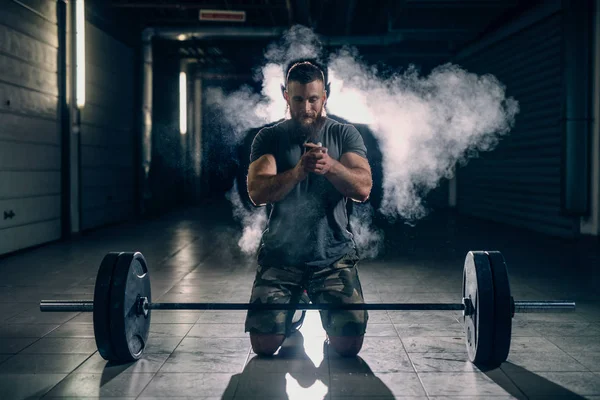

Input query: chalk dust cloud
[206,25,519,258]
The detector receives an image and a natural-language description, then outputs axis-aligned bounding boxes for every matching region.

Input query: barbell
[39,250,575,368]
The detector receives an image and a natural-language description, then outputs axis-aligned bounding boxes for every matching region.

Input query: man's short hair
[286,61,325,88]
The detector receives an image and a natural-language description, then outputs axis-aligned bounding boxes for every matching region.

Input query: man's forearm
[325,160,372,202]
[248,168,302,206]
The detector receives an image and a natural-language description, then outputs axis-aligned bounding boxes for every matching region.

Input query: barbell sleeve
[513,300,576,313]
[40,300,94,312]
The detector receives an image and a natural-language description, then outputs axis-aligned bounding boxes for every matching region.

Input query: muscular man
[244,61,373,357]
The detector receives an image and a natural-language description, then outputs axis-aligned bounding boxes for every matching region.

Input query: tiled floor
[0,201,599,399]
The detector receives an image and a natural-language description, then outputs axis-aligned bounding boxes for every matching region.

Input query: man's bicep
[248,154,277,181]
[340,152,371,173]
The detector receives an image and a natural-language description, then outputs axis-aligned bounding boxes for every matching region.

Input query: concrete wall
[79,22,136,230]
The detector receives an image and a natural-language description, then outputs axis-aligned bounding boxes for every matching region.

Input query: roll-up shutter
[0,1,62,255]
[455,12,578,238]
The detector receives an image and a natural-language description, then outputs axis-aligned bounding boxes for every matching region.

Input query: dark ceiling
[96,0,541,73]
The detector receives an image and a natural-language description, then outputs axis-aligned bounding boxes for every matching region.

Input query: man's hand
[302,143,335,175]
[293,154,309,182]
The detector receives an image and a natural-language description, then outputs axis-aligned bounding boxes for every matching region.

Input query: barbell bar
[38,250,576,369]
[39,299,575,312]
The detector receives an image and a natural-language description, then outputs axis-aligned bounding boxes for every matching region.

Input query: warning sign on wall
[199,9,246,22]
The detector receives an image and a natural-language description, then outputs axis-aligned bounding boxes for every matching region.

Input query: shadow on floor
[483,362,589,400]
[221,332,395,400]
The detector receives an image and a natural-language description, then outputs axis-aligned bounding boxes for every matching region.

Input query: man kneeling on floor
[244,60,373,357]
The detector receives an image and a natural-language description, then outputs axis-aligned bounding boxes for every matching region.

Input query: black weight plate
[487,251,512,368]
[93,252,121,361]
[462,251,495,367]
[109,252,152,362]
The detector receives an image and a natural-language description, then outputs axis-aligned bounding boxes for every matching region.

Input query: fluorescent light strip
[76,0,86,108]
[180,72,187,134]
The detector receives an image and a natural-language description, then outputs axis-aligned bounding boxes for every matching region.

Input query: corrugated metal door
[80,23,135,230]
[0,1,62,255]
[455,12,579,238]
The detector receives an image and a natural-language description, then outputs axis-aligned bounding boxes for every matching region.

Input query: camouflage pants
[244,250,369,336]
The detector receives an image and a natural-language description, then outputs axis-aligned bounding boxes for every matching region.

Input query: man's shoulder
[256,119,292,139]
[324,117,359,136]
[261,119,292,132]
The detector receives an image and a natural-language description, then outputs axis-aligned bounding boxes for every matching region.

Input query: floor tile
[330,372,426,397]
[512,312,590,323]
[243,352,327,373]
[0,373,67,399]
[236,371,329,399]
[6,308,79,324]
[388,310,462,324]
[159,351,248,373]
[0,302,37,322]
[45,397,136,399]
[380,292,458,303]
[196,310,247,323]
[527,321,600,337]
[366,311,392,324]
[510,321,543,337]
[419,371,520,397]
[359,337,405,353]
[0,323,58,338]
[45,322,95,338]
[504,371,600,397]
[67,313,94,323]
[138,372,238,398]
[150,311,202,324]
[20,337,97,354]
[0,353,91,373]
[402,336,465,353]
[546,335,600,353]
[409,352,480,372]
[149,323,194,337]
[505,351,589,372]
[0,337,38,353]
[361,323,398,337]
[139,397,223,400]
[45,372,155,397]
[144,337,185,354]
[331,397,426,400]
[187,323,247,337]
[330,350,414,373]
[568,352,600,372]
[508,336,564,352]
[74,352,170,373]
[394,323,465,337]
[175,337,250,353]
[0,323,60,338]
[427,396,517,399]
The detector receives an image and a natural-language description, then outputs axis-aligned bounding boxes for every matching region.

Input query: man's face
[285,80,327,127]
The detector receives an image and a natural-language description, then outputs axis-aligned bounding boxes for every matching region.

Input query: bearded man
[244,60,373,357]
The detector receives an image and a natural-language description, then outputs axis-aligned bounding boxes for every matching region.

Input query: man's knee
[329,335,364,357]
[250,333,286,356]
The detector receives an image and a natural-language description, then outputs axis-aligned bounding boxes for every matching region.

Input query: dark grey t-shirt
[250,117,368,267]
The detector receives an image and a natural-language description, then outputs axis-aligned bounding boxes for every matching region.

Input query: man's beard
[291,110,326,143]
